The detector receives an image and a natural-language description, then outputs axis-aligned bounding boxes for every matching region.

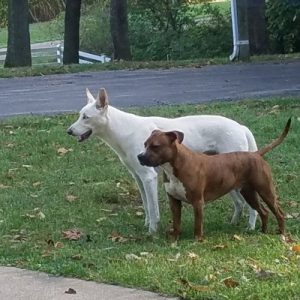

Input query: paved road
[0,61,300,118]
[0,267,176,300]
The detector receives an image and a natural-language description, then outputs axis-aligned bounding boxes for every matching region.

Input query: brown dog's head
[137,130,184,167]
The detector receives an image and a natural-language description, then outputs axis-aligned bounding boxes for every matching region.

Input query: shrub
[129,3,232,60]
[266,0,300,53]
[80,0,113,56]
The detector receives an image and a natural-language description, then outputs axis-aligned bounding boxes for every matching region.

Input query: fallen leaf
[167,252,181,262]
[125,253,141,260]
[96,217,107,223]
[135,211,144,216]
[54,242,64,249]
[57,147,73,155]
[71,254,83,260]
[212,244,227,250]
[62,229,82,241]
[232,234,243,241]
[280,234,297,244]
[37,211,46,220]
[108,231,128,243]
[222,277,239,288]
[0,184,11,189]
[65,288,76,294]
[22,164,33,169]
[292,245,300,253]
[65,195,77,202]
[32,181,42,187]
[187,252,199,260]
[178,278,209,292]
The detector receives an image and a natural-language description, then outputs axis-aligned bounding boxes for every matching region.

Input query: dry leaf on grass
[32,181,42,187]
[285,213,300,219]
[167,252,181,262]
[22,164,33,169]
[57,147,73,155]
[71,254,83,260]
[232,234,243,241]
[0,184,11,189]
[62,229,82,241]
[292,245,300,253]
[187,252,199,261]
[125,253,141,261]
[280,234,297,244]
[178,278,210,292]
[65,195,77,202]
[108,231,128,243]
[222,277,239,288]
[212,244,227,250]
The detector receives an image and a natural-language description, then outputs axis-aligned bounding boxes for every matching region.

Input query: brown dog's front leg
[168,194,182,240]
[192,198,204,241]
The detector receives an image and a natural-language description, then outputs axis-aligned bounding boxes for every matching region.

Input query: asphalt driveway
[0,60,299,118]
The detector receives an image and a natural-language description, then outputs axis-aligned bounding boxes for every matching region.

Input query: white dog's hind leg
[246,202,258,230]
[229,190,245,225]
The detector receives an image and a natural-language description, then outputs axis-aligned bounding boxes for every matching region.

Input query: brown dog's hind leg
[240,187,269,233]
[257,184,285,235]
[168,194,182,240]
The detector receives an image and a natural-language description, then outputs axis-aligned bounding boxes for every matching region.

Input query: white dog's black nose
[67,128,73,135]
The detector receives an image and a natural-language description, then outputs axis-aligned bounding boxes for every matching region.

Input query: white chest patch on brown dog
[162,163,188,203]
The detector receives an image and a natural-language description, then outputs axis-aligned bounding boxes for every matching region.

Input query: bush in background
[80,0,113,55]
[266,0,300,53]
[129,2,232,60]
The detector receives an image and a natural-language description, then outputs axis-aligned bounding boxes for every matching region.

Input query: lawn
[0,98,299,299]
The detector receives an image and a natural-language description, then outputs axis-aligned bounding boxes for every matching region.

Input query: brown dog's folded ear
[96,88,109,109]
[166,131,184,144]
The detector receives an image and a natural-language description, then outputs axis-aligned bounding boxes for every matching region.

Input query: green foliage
[267,0,300,53]
[129,2,232,60]
[79,0,113,55]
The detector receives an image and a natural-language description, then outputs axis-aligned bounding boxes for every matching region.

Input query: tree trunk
[110,0,132,60]
[247,0,269,55]
[4,0,31,68]
[63,0,81,65]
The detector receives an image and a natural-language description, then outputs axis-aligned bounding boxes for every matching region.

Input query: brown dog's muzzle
[137,153,156,167]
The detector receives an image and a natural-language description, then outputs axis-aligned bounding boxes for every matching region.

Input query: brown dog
[137,118,291,241]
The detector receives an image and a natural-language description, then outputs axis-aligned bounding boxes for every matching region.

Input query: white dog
[67,88,258,233]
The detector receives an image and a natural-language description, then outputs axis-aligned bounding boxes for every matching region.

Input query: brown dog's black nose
[137,153,146,165]
[67,128,73,135]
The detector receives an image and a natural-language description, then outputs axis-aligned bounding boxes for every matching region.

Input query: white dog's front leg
[141,173,159,233]
[132,174,150,227]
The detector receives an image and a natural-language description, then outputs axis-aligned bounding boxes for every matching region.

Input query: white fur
[68,88,258,233]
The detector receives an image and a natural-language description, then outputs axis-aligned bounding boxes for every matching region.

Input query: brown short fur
[139,118,291,240]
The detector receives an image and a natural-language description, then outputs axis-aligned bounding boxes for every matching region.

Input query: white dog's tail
[242,125,258,152]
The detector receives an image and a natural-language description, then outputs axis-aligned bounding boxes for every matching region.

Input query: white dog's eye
[82,114,89,120]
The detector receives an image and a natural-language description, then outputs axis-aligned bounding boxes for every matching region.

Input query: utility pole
[230,0,250,61]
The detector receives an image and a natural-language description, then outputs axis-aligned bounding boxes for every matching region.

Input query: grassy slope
[0,98,299,299]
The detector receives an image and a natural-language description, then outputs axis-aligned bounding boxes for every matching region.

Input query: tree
[4,0,31,68]
[63,0,82,64]
[110,0,132,60]
[247,0,269,55]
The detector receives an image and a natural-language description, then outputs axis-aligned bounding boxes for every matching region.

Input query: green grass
[0,20,63,48]
[0,98,300,299]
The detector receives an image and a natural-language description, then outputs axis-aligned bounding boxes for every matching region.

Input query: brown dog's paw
[166,228,180,241]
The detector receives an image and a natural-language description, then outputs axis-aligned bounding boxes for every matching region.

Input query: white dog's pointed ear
[96,88,109,110]
[86,88,95,104]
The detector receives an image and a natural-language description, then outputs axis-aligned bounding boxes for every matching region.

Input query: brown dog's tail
[257,117,291,156]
